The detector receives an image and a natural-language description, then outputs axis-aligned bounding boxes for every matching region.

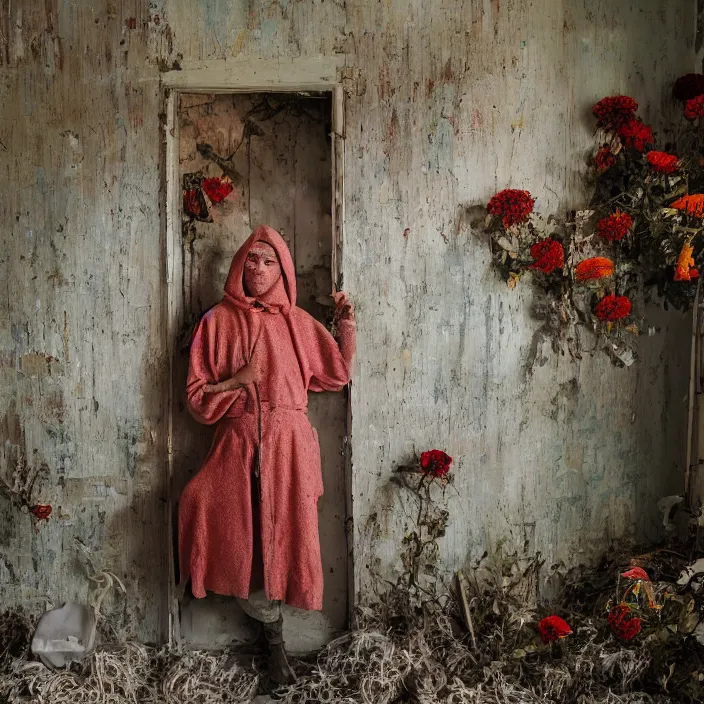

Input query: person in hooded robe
[178,224,355,684]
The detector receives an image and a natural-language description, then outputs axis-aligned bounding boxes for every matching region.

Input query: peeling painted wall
[0,0,695,643]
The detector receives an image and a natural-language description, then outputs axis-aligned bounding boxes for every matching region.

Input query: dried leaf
[496,236,517,252]
[680,611,700,635]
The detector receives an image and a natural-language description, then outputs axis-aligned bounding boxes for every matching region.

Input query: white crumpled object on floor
[677,557,704,591]
[656,495,684,532]
[30,602,96,668]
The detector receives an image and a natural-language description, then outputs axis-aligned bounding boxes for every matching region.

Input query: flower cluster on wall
[486,75,704,364]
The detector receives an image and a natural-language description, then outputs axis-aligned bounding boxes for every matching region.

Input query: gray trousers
[237,590,281,624]
[237,477,282,625]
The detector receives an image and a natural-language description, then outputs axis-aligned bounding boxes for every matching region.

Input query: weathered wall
[0,0,695,643]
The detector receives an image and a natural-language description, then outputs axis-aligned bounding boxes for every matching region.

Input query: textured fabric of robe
[178,225,355,611]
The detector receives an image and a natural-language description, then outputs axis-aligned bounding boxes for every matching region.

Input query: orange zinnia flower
[674,242,700,281]
[575,257,614,281]
[671,194,704,218]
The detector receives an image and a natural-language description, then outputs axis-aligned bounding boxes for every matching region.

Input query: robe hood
[224,225,296,314]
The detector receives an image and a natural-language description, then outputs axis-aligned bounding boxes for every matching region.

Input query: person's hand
[202,364,260,393]
[233,363,260,385]
[332,291,355,322]
[202,377,239,393]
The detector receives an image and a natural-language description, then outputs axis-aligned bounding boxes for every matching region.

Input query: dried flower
[608,604,642,641]
[684,94,704,121]
[594,294,632,322]
[529,239,564,274]
[538,616,573,644]
[621,567,650,581]
[671,194,704,218]
[646,151,679,174]
[30,504,52,521]
[673,73,704,101]
[420,450,453,478]
[594,146,616,173]
[202,176,234,204]
[487,189,535,228]
[596,211,633,242]
[575,257,614,281]
[617,119,653,152]
[593,96,638,131]
[674,242,699,281]
[183,188,206,219]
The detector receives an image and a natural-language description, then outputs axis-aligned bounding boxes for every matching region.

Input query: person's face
[243,242,281,296]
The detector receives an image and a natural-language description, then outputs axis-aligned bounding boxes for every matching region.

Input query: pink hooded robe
[178,225,355,611]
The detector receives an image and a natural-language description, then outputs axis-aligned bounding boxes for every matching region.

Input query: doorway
[165,91,349,652]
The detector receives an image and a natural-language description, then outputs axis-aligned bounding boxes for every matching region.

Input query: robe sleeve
[186,313,245,425]
[307,316,356,393]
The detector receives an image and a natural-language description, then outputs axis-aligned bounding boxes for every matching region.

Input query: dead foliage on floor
[1,544,704,703]
[275,544,704,703]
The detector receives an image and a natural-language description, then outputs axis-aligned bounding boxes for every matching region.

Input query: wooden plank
[164,88,181,647]
[331,86,345,291]
[161,57,344,92]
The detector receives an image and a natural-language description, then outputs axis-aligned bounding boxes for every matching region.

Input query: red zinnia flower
[487,189,535,228]
[575,257,614,281]
[593,96,638,131]
[608,604,642,641]
[617,118,653,152]
[30,504,52,521]
[594,146,616,173]
[529,239,564,274]
[538,616,573,644]
[420,450,453,478]
[685,94,704,121]
[646,151,679,174]
[202,176,234,204]
[621,567,650,581]
[596,211,633,242]
[594,294,632,322]
[673,73,704,101]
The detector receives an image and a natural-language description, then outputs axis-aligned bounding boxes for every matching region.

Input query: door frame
[160,57,350,647]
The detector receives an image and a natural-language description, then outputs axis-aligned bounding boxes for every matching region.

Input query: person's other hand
[332,291,354,322]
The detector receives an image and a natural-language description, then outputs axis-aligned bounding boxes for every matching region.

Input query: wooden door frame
[160,57,350,647]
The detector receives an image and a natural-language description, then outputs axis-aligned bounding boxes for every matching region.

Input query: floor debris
[1,544,704,702]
